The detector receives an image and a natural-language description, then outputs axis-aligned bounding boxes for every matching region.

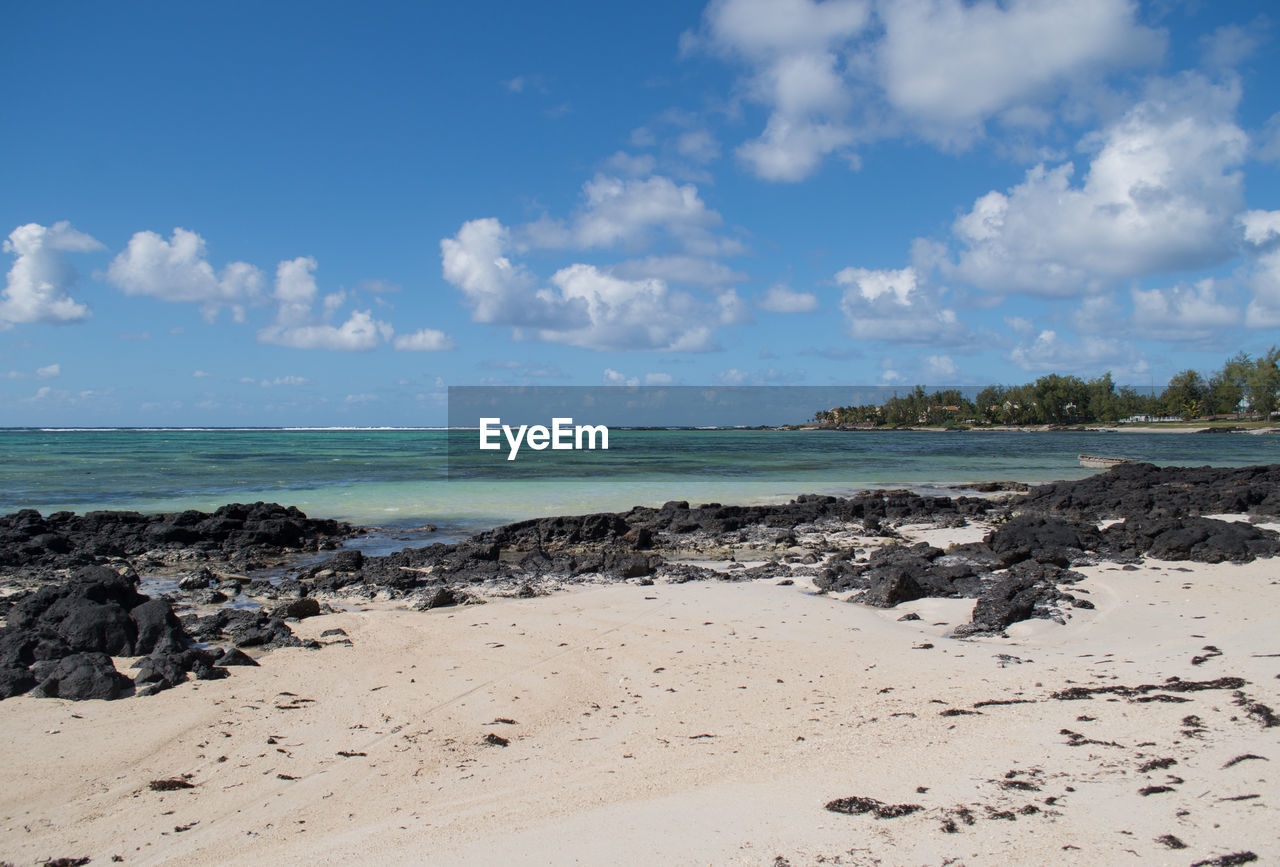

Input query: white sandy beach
[1,528,1277,866]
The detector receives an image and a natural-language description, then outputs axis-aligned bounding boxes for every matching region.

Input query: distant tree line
[813,347,1280,428]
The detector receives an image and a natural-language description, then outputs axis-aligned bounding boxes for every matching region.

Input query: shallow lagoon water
[2,428,1275,534]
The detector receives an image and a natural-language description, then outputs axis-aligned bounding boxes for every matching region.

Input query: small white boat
[1078,454,1130,468]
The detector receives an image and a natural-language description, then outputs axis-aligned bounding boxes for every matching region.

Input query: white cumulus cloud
[539,264,716,351]
[1240,210,1280,246]
[1,221,103,327]
[442,218,579,328]
[259,309,391,352]
[1009,328,1148,377]
[878,0,1163,141]
[691,0,1161,178]
[1131,279,1240,341]
[520,174,728,254]
[257,257,393,351]
[393,328,455,351]
[106,228,263,322]
[950,75,1248,295]
[1245,248,1280,329]
[695,0,870,180]
[441,218,742,351]
[921,354,960,381]
[603,368,639,386]
[836,265,976,346]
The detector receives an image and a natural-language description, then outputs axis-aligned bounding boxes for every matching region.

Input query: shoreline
[2,525,1277,863]
[1,464,1279,863]
[798,423,1280,434]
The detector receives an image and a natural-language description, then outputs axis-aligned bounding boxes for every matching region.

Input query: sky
[2,0,1279,426]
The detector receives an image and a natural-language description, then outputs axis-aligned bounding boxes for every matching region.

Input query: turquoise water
[1,428,1276,535]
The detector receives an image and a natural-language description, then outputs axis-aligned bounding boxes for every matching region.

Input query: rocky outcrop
[1014,463,1280,521]
[0,502,356,578]
[0,563,314,702]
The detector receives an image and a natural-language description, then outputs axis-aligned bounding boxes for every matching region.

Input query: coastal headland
[1,464,1278,864]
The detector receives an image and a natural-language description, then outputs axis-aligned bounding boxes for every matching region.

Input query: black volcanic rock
[30,652,133,700]
[131,598,187,655]
[0,565,280,701]
[215,647,259,667]
[1101,516,1280,563]
[272,597,322,620]
[954,562,1080,636]
[1014,463,1280,521]
[985,516,1103,567]
[8,566,146,656]
[0,502,355,577]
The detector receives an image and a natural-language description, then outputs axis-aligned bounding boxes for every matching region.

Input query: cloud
[603,151,658,178]
[193,370,211,378]
[836,265,977,345]
[478,360,565,380]
[603,368,639,386]
[921,354,959,381]
[611,255,746,286]
[878,0,1163,141]
[441,218,741,351]
[17,384,114,407]
[1240,209,1280,246]
[757,283,818,313]
[257,376,309,387]
[354,278,402,295]
[1245,248,1280,329]
[442,218,582,328]
[1130,279,1240,341]
[691,0,1161,178]
[714,366,806,385]
[878,359,904,384]
[257,257,393,351]
[1239,209,1280,328]
[393,328,455,351]
[4,363,61,380]
[539,264,719,351]
[259,310,391,351]
[694,0,870,180]
[1008,328,1148,377]
[344,393,379,403]
[1,221,102,327]
[443,164,749,352]
[1199,21,1266,68]
[949,75,1248,294]
[519,174,728,253]
[675,129,721,164]
[106,228,263,321]
[695,0,872,58]
[1259,113,1280,164]
[736,118,856,181]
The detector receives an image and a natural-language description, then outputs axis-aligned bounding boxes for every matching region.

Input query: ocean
[3,428,1277,542]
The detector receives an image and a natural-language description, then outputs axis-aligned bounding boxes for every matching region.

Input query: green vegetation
[813,347,1280,428]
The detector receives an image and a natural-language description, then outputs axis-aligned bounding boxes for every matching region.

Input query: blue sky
[2,0,1279,426]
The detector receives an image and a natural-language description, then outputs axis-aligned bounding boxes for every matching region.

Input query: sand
[1,530,1277,865]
